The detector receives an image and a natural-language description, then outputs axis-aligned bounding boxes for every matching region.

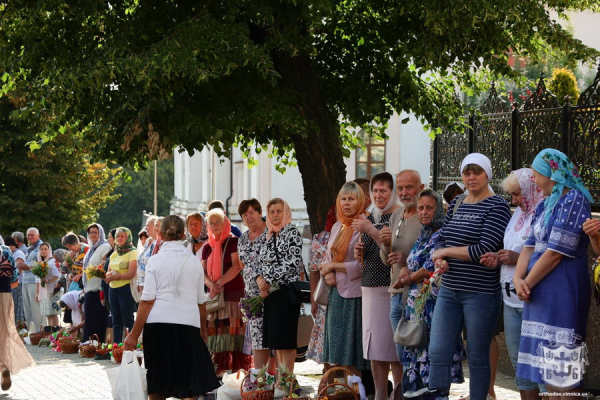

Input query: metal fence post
[562,96,572,158]
[468,114,475,153]
[511,102,520,170]
[432,136,439,191]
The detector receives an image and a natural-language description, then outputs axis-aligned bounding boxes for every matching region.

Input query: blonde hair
[206,208,226,224]
[501,172,520,194]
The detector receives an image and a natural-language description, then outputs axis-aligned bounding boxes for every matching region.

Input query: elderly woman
[320,182,369,375]
[105,227,138,344]
[151,217,164,255]
[430,153,511,400]
[186,212,209,260]
[352,172,402,400]
[62,232,89,292]
[202,209,251,374]
[125,216,220,400]
[514,149,592,394]
[0,244,35,391]
[480,169,545,398]
[81,223,112,342]
[237,199,270,367]
[400,189,464,388]
[257,198,303,372]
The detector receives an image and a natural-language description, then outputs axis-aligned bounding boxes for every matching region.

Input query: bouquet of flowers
[239,284,280,321]
[31,262,50,287]
[413,268,442,316]
[85,264,106,279]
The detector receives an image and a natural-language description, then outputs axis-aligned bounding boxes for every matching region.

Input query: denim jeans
[503,303,546,392]
[108,284,137,343]
[389,293,408,366]
[429,287,501,400]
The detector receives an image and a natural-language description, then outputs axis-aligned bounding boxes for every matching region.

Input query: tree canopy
[1,0,599,231]
[0,99,121,239]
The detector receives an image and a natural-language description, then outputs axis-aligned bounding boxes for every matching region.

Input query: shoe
[486,395,496,400]
[1,366,11,391]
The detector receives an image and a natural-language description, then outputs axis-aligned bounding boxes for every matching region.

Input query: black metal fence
[432,66,600,206]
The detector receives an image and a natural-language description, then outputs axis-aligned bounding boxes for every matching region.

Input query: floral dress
[402,230,464,386]
[238,228,268,350]
[306,230,331,363]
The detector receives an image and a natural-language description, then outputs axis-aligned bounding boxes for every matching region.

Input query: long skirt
[323,287,370,370]
[0,293,35,374]
[207,300,253,372]
[263,284,300,350]
[83,291,108,343]
[144,322,220,398]
[361,286,398,362]
[306,304,326,363]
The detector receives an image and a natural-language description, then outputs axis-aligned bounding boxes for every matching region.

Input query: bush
[547,68,580,105]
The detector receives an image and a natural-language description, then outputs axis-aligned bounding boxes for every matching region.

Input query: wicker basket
[80,334,99,358]
[317,383,358,400]
[283,379,310,400]
[29,332,43,346]
[112,345,124,363]
[59,337,81,354]
[241,371,275,400]
[317,367,359,400]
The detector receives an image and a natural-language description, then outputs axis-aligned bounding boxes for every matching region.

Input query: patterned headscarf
[419,190,445,239]
[531,149,592,226]
[266,199,293,239]
[83,223,107,268]
[370,174,399,224]
[330,182,366,262]
[511,168,545,233]
[206,210,233,282]
[186,213,208,244]
[115,227,136,256]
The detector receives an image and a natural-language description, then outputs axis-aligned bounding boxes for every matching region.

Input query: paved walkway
[2,343,522,400]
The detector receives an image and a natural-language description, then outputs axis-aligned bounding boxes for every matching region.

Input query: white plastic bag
[216,370,246,400]
[111,350,147,400]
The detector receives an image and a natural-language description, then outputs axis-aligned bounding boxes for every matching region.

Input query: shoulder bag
[393,283,428,348]
[313,277,329,305]
[205,237,231,314]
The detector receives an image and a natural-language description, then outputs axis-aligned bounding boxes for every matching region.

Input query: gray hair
[0,235,4,246]
[26,227,39,235]
[61,232,80,247]
[501,172,520,194]
[12,231,25,244]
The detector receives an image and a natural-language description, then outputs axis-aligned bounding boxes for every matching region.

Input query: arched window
[355,129,386,179]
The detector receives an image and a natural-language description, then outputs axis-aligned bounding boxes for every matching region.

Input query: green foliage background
[96,160,175,237]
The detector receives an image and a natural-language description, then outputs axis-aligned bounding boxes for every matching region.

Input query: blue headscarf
[419,190,445,239]
[531,148,592,226]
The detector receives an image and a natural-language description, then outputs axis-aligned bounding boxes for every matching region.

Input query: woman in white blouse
[124,215,219,400]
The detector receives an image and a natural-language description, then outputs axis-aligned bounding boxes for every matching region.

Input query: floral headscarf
[531,148,592,226]
[115,227,136,256]
[511,168,545,233]
[186,213,208,244]
[420,190,445,239]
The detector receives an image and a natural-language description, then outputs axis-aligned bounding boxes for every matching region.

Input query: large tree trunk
[274,52,347,234]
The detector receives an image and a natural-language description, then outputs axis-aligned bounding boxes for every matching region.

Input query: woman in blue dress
[401,189,464,389]
[514,149,592,394]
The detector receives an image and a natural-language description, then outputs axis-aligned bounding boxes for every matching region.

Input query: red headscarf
[207,211,233,282]
[266,199,292,239]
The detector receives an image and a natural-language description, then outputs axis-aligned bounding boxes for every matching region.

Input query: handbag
[295,305,314,361]
[313,277,330,305]
[393,284,428,348]
[205,237,230,314]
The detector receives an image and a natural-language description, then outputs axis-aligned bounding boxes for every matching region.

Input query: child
[35,243,61,327]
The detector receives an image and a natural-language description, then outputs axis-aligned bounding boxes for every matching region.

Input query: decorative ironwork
[479,82,510,114]
[577,65,600,107]
[435,126,468,191]
[522,72,560,111]
[432,65,600,207]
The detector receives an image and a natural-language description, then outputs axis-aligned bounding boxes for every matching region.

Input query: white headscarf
[460,153,495,193]
[83,223,107,268]
[370,174,400,224]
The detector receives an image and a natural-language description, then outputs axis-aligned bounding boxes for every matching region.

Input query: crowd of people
[0,148,597,400]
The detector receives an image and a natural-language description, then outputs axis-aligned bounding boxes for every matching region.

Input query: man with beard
[379,170,425,365]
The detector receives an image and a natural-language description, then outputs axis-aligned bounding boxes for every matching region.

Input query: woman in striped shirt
[428,153,511,400]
